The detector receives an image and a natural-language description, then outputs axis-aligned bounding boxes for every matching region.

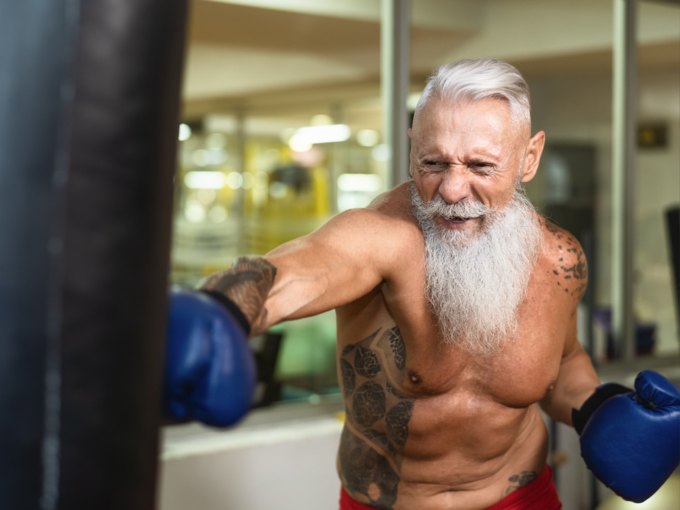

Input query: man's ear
[408,128,413,139]
[520,131,546,183]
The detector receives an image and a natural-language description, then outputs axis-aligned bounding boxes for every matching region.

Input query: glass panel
[173,0,386,404]
[633,1,680,359]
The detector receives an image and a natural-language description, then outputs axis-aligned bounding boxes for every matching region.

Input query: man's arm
[539,312,600,425]
[538,229,599,425]
[199,208,398,336]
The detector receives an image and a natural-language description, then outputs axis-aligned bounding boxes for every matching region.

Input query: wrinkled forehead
[412,97,528,146]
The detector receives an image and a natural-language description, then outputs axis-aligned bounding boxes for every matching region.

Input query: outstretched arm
[199,208,396,336]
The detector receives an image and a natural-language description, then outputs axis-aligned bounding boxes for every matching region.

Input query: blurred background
[161,1,680,509]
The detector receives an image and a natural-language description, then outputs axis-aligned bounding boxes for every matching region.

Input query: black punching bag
[0,0,188,508]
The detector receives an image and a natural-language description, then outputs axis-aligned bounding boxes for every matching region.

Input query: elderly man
[165,59,680,510]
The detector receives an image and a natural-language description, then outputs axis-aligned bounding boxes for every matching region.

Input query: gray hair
[415,58,531,127]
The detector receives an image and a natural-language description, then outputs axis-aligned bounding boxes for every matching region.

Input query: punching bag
[0,0,188,508]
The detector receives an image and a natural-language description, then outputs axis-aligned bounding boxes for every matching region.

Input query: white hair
[415,58,531,127]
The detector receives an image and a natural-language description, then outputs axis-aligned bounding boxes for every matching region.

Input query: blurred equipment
[251,331,284,407]
[0,0,187,508]
[246,162,330,255]
[593,308,658,359]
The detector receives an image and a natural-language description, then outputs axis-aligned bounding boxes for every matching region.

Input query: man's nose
[438,166,473,204]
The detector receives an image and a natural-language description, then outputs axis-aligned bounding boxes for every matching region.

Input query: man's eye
[471,163,494,174]
[423,161,444,169]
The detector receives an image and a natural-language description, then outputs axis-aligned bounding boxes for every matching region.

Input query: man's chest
[338,276,569,409]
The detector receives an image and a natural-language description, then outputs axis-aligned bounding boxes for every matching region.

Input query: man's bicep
[262,210,389,325]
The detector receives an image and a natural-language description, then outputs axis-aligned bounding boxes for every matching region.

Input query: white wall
[160,421,342,510]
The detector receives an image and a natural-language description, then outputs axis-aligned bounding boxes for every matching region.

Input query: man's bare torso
[334,184,585,510]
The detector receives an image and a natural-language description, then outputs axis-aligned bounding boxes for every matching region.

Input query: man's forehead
[412,98,526,152]
[415,97,514,130]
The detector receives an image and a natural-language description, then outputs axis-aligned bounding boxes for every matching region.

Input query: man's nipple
[409,371,422,384]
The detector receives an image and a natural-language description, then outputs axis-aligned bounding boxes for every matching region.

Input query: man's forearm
[199,256,277,336]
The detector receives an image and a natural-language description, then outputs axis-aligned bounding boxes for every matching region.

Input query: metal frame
[381,0,411,188]
[611,0,638,362]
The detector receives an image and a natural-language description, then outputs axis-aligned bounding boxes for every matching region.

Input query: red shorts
[339,465,561,510]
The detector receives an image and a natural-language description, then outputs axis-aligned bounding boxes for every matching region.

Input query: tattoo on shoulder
[200,257,277,331]
[543,219,588,301]
[503,470,538,497]
[339,326,414,509]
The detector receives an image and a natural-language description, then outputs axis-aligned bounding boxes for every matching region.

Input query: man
[165,59,680,509]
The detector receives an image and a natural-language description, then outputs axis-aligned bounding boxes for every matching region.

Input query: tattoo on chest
[339,327,414,510]
[503,470,538,497]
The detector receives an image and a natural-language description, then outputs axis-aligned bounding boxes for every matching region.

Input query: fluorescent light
[179,123,192,141]
[337,173,382,193]
[291,124,350,145]
[289,138,312,152]
[184,171,226,189]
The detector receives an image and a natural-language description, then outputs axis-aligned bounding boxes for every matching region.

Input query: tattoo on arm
[200,257,277,330]
[503,470,538,496]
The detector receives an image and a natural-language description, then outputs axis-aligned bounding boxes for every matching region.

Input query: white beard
[410,183,542,357]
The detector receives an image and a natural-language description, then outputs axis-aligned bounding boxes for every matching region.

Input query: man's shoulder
[335,182,421,237]
[537,216,588,302]
[313,183,422,261]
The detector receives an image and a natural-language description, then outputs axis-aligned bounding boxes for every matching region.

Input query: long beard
[410,183,542,357]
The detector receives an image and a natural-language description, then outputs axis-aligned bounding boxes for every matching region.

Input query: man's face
[409,98,540,238]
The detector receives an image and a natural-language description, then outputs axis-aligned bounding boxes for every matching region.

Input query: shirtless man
[164,59,680,509]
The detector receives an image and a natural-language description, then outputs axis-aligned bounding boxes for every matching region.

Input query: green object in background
[596,474,679,509]
[270,310,338,378]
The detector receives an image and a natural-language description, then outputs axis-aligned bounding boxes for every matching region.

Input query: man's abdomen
[335,322,549,510]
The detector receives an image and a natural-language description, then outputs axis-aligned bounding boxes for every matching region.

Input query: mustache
[420,195,494,219]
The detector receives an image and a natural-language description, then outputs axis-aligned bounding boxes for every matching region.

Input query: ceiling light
[338,174,382,193]
[179,123,192,141]
[184,171,226,189]
[290,124,350,146]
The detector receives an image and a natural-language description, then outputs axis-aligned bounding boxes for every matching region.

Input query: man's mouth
[439,214,483,230]
[446,215,470,223]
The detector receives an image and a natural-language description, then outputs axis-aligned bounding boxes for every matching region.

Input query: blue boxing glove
[164,287,257,427]
[573,370,680,502]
